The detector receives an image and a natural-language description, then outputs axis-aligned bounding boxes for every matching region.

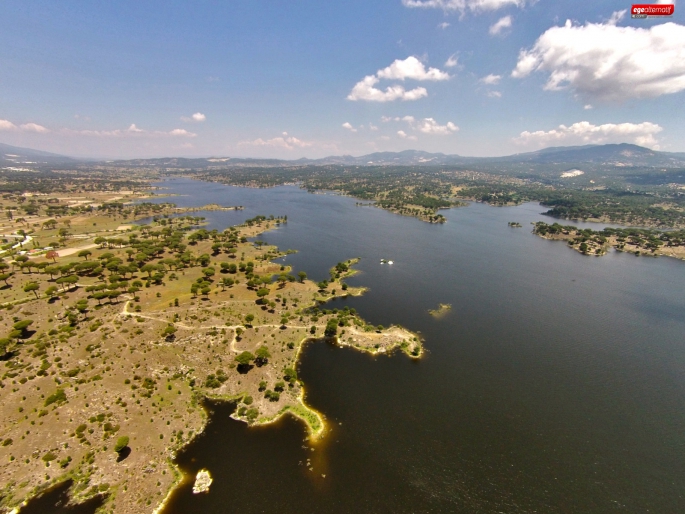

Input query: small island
[192,469,213,494]
[428,303,452,318]
[508,222,522,228]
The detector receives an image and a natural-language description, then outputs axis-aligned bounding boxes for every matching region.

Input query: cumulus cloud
[377,56,450,81]
[416,118,459,134]
[181,112,206,122]
[369,123,379,131]
[342,122,358,132]
[348,56,449,102]
[0,120,49,133]
[239,132,312,150]
[383,115,459,135]
[21,123,49,133]
[512,20,685,101]
[397,130,418,140]
[438,22,451,29]
[480,73,501,85]
[402,0,527,14]
[487,90,502,98]
[0,120,18,131]
[489,15,512,35]
[347,75,428,102]
[514,121,663,149]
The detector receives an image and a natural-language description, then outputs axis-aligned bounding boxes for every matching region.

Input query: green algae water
[26,178,685,513]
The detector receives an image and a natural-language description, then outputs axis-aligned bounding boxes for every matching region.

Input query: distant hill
[498,144,685,167]
[0,142,76,165]
[3,141,685,170]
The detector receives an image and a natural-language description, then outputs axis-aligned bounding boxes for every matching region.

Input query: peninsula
[0,186,421,513]
[532,221,685,260]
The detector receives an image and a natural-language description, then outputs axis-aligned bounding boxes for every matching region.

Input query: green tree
[140,263,157,277]
[244,314,254,326]
[162,325,177,341]
[256,287,270,303]
[255,346,270,366]
[45,285,59,300]
[77,249,92,260]
[324,319,337,337]
[23,282,40,299]
[0,273,11,286]
[297,271,307,283]
[235,351,255,371]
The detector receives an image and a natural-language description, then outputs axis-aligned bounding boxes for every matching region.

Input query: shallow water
[28,178,685,513]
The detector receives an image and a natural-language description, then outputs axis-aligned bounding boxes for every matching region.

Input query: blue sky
[0,0,683,159]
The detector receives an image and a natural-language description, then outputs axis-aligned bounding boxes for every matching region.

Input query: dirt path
[118,300,323,352]
[55,243,98,257]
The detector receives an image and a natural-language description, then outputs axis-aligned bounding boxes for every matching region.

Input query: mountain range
[2,142,685,169]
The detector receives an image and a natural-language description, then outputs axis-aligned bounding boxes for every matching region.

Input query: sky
[0,0,684,159]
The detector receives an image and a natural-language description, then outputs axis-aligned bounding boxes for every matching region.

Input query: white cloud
[512,20,685,101]
[385,115,459,135]
[402,0,527,14]
[480,73,501,85]
[19,123,49,133]
[348,56,449,102]
[239,132,312,150]
[584,104,593,110]
[0,120,18,131]
[369,123,379,131]
[169,129,196,137]
[377,56,450,81]
[487,90,502,98]
[397,130,418,140]
[0,120,49,133]
[444,54,460,68]
[181,112,206,122]
[342,122,358,132]
[489,15,512,35]
[62,124,196,138]
[514,121,663,149]
[438,22,451,29]
[347,75,428,102]
[606,10,626,25]
[416,118,459,134]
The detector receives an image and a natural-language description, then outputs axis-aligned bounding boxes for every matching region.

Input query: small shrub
[114,436,129,453]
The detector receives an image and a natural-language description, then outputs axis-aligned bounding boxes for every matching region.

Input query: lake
[27,177,685,513]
